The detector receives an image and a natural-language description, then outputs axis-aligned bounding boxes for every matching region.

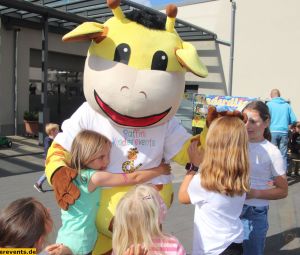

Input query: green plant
[23,111,38,121]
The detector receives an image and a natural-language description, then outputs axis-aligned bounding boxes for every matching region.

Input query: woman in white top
[179,116,250,255]
[241,101,288,255]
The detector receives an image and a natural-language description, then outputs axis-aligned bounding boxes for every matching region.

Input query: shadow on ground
[0,155,44,177]
[265,228,300,255]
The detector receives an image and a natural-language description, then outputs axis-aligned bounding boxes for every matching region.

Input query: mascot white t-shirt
[55,102,190,184]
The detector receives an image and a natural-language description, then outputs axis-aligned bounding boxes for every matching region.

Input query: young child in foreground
[53,130,171,255]
[112,184,186,255]
[0,197,69,255]
[179,116,250,255]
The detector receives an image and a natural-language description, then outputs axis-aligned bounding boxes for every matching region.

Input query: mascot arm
[45,142,80,210]
[45,142,70,183]
[172,125,208,166]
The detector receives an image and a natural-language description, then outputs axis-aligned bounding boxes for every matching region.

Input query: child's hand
[45,243,73,255]
[188,141,204,167]
[157,162,171,175]
[123,244,148,255]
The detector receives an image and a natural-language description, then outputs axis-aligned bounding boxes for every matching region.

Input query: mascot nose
[120,86,147,99]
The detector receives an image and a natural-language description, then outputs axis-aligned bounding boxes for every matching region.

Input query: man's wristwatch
[185,163,199,173]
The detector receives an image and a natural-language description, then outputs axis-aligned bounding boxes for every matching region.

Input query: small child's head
[0,197,53,252]
[201,116,250,196]
[70,130,112,172]
[45,123,59,138]
[112,184,167,255]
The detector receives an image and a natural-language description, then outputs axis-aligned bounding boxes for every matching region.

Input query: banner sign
[193,94,257,118]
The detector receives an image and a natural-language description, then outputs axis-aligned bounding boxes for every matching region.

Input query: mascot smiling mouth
[94,90,171,127]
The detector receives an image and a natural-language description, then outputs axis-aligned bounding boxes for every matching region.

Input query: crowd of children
[0,100,290,255]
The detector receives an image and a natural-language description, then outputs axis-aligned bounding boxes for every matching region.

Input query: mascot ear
[218,110,248,123]
[62,22,107,43]
[206,106,248,128]
[206,106,218,128]
[176,41,208,78]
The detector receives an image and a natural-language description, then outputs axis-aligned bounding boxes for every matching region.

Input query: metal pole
[228,0,236,96]
[39,15,49,145]
[13,29,20,135]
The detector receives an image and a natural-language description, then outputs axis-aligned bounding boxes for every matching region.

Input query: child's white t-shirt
[245,140,286,207]
[188,173,245,255]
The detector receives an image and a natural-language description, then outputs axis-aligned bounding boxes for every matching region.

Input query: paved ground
[0,136,300,254]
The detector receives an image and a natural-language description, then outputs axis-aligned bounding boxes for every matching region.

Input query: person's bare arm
[45,244,73,255]
[178,141,204,204]
[178,171,195,204]
[247,175,288,200]
[89,163,171,191]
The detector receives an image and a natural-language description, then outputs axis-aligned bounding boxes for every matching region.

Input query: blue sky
[151,0,181,7]
[132,0,213,9]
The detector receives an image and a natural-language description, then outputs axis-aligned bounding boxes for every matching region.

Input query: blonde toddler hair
[45,123,59,136]
[112,184,168,255]
[70,130,111,173]
[200,116,250,196]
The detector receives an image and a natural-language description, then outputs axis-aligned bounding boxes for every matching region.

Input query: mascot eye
[114,43,131,64]
[151,51,168,71]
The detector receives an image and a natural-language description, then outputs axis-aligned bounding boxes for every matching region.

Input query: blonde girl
[179,116,250,255]
[113,184,186,255]
[55,130,171,255]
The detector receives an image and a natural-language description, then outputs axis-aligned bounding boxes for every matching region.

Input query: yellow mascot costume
[45,0,209,254]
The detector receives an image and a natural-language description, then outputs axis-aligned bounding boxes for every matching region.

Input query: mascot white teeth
[46,0,208,254]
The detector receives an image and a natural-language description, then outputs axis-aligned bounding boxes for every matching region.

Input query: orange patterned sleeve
[45,142,71,185]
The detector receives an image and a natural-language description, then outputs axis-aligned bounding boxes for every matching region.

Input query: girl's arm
[178,171,195,204]
[178,141,204,204]
[89,163,171,191]
[247,175,288,200]
[45,243,73,255]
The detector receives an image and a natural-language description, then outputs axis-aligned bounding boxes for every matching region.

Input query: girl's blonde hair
[112,184,167,255]
[200,116,250,196]
[70,130,111,173]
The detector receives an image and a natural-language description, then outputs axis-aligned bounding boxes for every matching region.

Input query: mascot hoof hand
[52,166,80,210]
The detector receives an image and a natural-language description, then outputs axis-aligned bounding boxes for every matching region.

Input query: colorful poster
[193,94,209,118]
[192,94,208,135]
[194,94,257,115]
[191,94,256,135]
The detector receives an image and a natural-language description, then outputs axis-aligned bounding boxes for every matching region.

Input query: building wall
[0,25,89,135]
[177,0,300,118]
[1,1,299,135]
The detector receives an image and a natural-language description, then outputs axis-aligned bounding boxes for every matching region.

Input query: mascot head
[63,0,208,127]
